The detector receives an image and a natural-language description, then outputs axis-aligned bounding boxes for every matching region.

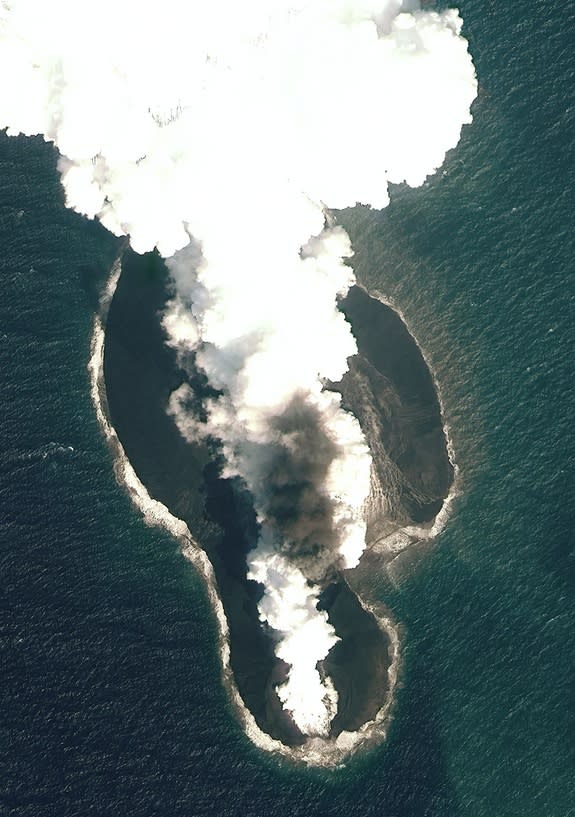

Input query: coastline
[367,286,461,535]
[90,248,453,764]
[339,285,461,558]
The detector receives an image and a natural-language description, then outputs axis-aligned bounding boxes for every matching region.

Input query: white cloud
[0,0,476,736]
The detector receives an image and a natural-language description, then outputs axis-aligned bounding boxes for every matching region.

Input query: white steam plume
[0,0,476,736]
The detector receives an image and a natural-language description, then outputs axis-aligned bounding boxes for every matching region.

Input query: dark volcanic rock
[102,250,453,747]
[319,581,390,736]
[104,250,304,746]
[335,285,454,527]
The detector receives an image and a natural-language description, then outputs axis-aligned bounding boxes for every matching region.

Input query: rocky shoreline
[103,249,453,746]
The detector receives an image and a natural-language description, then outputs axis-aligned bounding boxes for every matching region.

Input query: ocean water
[1,1,574,815]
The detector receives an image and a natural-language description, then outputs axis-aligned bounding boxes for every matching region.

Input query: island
[102,248,454,751]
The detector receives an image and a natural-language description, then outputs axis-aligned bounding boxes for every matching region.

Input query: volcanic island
[102,247,454,753]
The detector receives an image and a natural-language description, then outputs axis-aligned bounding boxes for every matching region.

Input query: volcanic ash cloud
[0,0,477,736]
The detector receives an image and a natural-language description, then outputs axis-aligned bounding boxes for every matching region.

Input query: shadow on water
[372,664,460,817]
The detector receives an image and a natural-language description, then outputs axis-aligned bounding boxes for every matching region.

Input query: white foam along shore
[1,0,475,756]
[89,255,404,767]
[354,284,461,560]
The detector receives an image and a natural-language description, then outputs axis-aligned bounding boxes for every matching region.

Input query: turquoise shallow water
[1,2,574,815]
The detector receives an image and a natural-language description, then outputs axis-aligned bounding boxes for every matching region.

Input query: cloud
[0,0,476,735]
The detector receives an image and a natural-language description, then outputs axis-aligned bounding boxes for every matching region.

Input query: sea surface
[1,2,574,815]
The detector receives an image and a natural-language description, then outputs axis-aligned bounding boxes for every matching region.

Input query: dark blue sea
[1,2,574,815]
